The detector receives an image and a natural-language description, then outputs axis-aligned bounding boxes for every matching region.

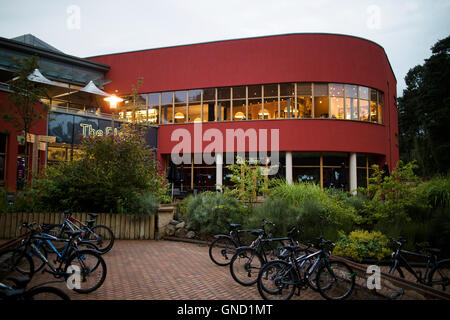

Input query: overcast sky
[0,0,449,96]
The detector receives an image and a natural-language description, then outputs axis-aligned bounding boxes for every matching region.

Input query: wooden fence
[0,212,156,240]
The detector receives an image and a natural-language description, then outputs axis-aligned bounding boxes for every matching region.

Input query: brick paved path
[27,240,324,300]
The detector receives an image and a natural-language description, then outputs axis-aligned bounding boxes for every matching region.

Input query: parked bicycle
[257,237,355,300]
[0,277,70,300]
[388,237,450,292]
[209,219,275,266]
[14,222,107,294]
[44,209,115,254]
[229,223,307,287]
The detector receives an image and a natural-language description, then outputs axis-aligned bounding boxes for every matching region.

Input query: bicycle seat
[64,230,82,238]
[425,248,440,254]
[251,229,264,235]
[6,277,30,289]
[283,245,301,252]
[230,224,242,229]
[41,223,60,233]
[88,213,98,219]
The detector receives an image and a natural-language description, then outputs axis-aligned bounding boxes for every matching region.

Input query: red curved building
[89,33,398,193]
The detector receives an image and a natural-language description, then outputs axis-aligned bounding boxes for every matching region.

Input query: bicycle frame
[29,233,74,275]
[391,249,435,284]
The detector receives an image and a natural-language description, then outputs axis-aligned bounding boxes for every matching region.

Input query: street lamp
[104,94,123,133]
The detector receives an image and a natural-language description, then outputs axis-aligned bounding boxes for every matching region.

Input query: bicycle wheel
[316,260,355,300]
[24,286,71,300]
[0,248,34,281]
[257,260,296,300]
[85,225,115,254]
[229,248,264,286]
[64,249,107,294]
[428,259,450,292]
[209,237,237,266]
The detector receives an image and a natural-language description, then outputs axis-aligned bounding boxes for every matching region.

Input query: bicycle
[0,247,35,282]
[18,222,107,294]
[388,237,450,292]
[229,223,306,287]
[257,237,355,300]
[0,277,70,300]
[44,209,115,254]
[209,220,273,266]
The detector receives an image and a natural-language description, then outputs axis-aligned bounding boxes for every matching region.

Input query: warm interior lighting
[174,112,185,119]
[234,111,245,119]
[193,117,201,122]
[258,108,269,116]
[104,94,124,109]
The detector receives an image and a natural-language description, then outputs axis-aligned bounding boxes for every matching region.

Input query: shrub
[249,182,356,242]
[19,125,168,216]
[358,161,429,226]
[333,230,391,262]
[185,191,247,235]
[120,192,159,219]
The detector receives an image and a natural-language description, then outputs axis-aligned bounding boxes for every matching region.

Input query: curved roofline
[87,32,396,82]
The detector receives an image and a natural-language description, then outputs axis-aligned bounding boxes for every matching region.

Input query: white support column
[286,151,293,184]
[349,152,357,195]
[216,152,223,191]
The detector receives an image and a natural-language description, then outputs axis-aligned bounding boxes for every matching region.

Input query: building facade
[0,33,398,194]
[89,33,399,193]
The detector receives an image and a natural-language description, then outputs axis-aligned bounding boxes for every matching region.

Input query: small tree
[224,156,268,203]
[1,56,48,186]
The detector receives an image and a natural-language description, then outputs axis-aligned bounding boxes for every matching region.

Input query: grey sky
[0,0,449,96]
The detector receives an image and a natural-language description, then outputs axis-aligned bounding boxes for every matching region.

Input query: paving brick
[27,240,326,300]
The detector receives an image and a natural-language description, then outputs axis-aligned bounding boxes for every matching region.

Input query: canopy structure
[26,69,69,98]
[53,80,111,106]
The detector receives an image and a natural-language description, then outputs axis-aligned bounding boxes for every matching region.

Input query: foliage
[21,125,168,216]
[333,230,391,262]
[247,181,356,242]
[184,191,248,235]
[398,35,450,176]
[223,156,270,203]
[356,161,429,226]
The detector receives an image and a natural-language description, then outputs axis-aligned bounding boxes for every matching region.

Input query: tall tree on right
[398,35,450,176]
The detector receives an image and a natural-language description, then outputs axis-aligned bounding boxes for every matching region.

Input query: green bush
[185,191,247,235]
[249,182,356,242]
[17,125,168,216]
[333,230,391,262]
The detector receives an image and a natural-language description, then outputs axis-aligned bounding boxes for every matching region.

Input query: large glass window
[378,92,384,124]
[217,87,231,121]
[292,152,320,184]
[359,99,369,122]
[233,99,246,120]
[329,84,344,119]
[146,83,383,125]
[330,97,344,119]
[203,88,215,122]
[297,83,312,118]
[370,89,378,123]
[248,85,262,120]
[280,83,295,118]
[161,91,173,124]
[313,83,329,118]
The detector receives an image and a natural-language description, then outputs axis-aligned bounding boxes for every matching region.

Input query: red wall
[0,90,47,192]
[89,33,399,170]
